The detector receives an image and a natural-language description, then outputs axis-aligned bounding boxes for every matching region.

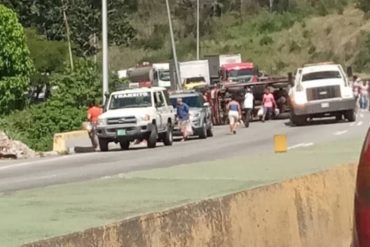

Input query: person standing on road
[262,87,276,122]
[243,87,254,124]
[360,80,369,111]
[227,95,242,135]
[176,98,190,141]
[352,75,361,111]
[87,101,103,150]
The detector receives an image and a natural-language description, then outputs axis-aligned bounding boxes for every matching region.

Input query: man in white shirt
[243,87,254,125]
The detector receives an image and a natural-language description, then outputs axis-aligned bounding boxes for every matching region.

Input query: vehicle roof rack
[303,61,335,67]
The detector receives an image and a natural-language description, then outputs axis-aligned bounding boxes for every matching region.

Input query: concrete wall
[24,164,357,247]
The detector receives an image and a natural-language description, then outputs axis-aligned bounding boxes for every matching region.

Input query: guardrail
[53,130,90,154]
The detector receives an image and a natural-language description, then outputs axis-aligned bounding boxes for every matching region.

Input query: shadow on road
[285,117,351,127]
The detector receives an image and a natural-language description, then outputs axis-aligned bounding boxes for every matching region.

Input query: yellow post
[274,134,287,153]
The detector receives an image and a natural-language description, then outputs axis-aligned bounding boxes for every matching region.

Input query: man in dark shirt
[176,98,190,141]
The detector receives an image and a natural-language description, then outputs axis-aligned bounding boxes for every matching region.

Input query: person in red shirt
[87,102,103,149]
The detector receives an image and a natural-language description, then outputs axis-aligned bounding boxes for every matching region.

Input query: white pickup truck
[96,87,176,151]
[289,63,356,126]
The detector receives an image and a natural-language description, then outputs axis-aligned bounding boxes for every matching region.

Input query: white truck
[170,60,210,89]
[204,54,242,84]
[289,62,356,126]
[96,87,176,151]
[127,63,171,88]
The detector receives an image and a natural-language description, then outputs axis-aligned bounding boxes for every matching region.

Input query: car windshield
[109,92,152,109]
[228,68,254,79]
[302,71,341,82]
[158,70,170,81]
[185,77,205,84]
[170,95,203,108]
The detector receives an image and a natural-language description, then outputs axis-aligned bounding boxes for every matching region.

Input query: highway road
[0,113,369,193]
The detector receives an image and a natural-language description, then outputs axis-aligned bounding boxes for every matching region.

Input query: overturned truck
[195,75,293,126]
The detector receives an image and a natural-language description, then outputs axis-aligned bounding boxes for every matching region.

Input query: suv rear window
[302,71,341,82]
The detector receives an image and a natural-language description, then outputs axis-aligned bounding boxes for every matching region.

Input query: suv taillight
[354,129,370,247]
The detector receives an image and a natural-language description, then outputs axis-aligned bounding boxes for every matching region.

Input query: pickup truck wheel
[163,125,173,146]
[147,126,157,148]
[291,113,307,126]
[345,110,356,122]
[98,138,109,152]
[199,122,207,139]
[335,113,343,121]
[207,125,214,137]
[120,141,130,150]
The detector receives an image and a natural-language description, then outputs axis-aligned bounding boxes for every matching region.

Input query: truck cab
[289,62,356,126]
[96,87,176,151]
[219,63,257,84]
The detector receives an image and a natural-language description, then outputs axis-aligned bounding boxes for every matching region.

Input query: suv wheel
[207,125,214,137]
[120,141,130,150]
[98,138,109,152]
[345,109,356,122]
[199,122,207,139]
[163,125,173,146]
[147,126,157,148]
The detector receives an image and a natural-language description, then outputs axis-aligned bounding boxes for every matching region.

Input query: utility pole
[165,0,181,90]
[61,0,74,71]
[102,0,109,103]
[196,0,200,60]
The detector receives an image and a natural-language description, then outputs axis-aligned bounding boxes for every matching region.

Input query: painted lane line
[288,142,314,150]
[357,121,363,127]
[334,130,348,136]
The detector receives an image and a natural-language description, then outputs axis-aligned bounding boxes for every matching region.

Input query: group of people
[226,87,277,135]
[352,75,370,111]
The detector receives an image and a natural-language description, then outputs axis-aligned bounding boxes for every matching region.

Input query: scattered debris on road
[0,131,38,159]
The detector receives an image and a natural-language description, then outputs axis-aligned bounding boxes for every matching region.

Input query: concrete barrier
[53,130,90,154]
[24,164,357,247]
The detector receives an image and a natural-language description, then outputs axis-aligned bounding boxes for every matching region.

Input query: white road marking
[357,121,363,126]
[288,142,314,150]
[334,130,348,136]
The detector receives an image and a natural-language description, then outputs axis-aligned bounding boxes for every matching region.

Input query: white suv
[96,87,176,151]
[289,63,356,126]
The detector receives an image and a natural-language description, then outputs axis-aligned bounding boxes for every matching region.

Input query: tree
[355,0,370,14]
[1,0,136,56]
[0,4,34,114]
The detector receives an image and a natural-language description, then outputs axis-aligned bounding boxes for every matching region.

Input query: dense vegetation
[1,0,370,151]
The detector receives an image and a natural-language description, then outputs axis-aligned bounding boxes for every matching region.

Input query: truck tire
[345,110,356,122]
[120,141,130,150]
[291,113,307,126]
[199,122,207,139]
[147,126,157,148]
[207,125,214,137]
[163,125,173,146]
[98,138,109,152]
[335,113,343,121]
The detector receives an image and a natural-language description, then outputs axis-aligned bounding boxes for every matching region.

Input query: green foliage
[0,4,34,114]
[259,35,273,46]
[353,33,370,72]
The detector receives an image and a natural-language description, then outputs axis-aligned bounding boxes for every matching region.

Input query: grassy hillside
[110,4,370,75]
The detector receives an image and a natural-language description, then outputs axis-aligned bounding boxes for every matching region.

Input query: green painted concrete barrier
[23,164,357,247]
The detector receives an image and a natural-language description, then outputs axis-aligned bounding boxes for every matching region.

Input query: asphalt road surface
[0,113,369,192]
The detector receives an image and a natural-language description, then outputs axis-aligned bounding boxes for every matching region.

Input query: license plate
[117,129,126,136]
[321,102,329,108]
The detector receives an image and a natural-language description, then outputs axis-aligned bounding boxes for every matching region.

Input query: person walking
[227,95,242,134]
[352,75,361,112]
[243,87,254,127]
[360,80,369,111]
[87,101,103,150]
[262,87,276,122]
[176,98,190,141]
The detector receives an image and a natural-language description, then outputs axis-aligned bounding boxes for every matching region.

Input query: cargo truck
[127,63,170,88]
[170,60,210,90]
[204,54,242,84]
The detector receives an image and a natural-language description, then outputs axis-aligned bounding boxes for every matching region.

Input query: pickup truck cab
[96,87,176,151]
[289,62,356,126]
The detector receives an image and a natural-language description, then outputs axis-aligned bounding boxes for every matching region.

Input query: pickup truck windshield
[170,96,203,108]
[302,71,341,82]
[109,92,152,109]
